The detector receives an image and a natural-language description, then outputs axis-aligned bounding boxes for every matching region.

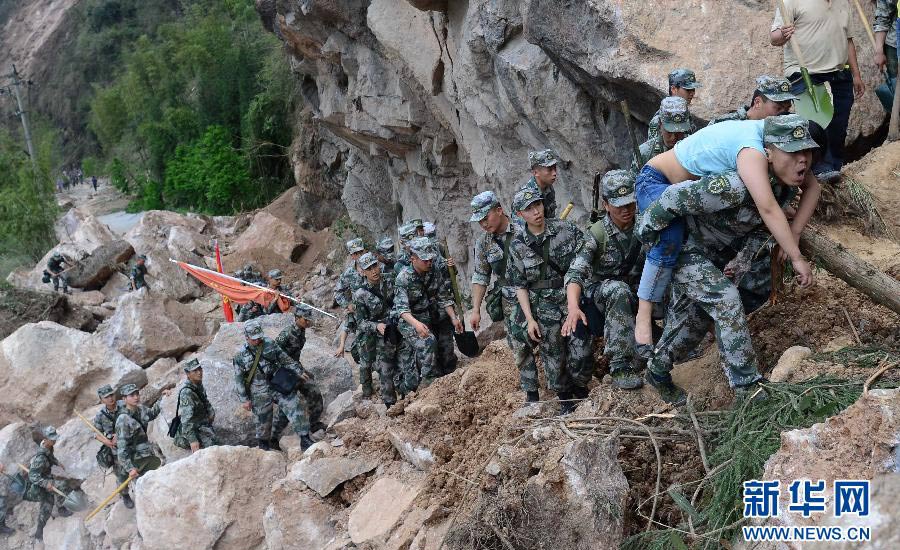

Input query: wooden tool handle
[775,0,807,67]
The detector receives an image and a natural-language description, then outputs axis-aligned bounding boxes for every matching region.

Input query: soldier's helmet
[408,237,438,261]
[469,190,500,222]
[376,237,394,254]
[43,426,59,441]
[345,238,365,255]
[119,383,140,396]
[97,384,116,399]
[512,188,544,213]
[755,75,797,102]
[763,114,819,153]
[668,68,702,90]
[404,218,424,229]
[294,304,313,319]
[423,222,436,238]
[358,252,379,270]
[601,170,636,207]
[182,358,202,372]
[398,223,418,241]
[267,269,283,281]
[528,149,558,168]
[244,320,265,340]
[659,97,691,133]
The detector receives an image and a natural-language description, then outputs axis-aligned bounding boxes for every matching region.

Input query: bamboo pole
[85,477,133,522]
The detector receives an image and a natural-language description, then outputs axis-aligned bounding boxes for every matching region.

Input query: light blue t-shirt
[673,119,765,177]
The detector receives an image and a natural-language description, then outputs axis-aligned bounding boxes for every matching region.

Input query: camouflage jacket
[521,176,557,218]
[566,214,643,289]
[263,285,294,314]
[471,220,517,300]
[708,105,750,126]
[175,380,215,445]
[25,445,58,499]
[506,219,583,323]
[647,109,697,142]
[115,403,161,473]
[637,171,796,268]
[353,276,397,335]
[93,401,127,438]
[631,134,668,174]
[875,0,898,48]
[393,264,454,325]
[233,336,304,402]
[275,324,307,362]
[334,262,367,308]
[46,256,68,273]
[130,263,148,286]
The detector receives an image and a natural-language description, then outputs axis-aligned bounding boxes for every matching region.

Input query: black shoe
[269,438,282,451]
[300,434,314,451]
[57,507,72,518]
[571,385,589,400]
[0,523,14,536]
[525,390,540,403]
[34,526,43,540]
[644,371,686,405]
[257,439,271,451]
[122,493,134,509]
[558,392,576,415]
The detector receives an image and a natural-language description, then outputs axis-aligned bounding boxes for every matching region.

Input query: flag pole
[213,240,235,323]
[169,259,337,319]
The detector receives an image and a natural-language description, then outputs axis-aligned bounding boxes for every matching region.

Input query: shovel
[443,240,481,358]
[17,463,89,512]
[2,471,27,497]
[775,0,834,127]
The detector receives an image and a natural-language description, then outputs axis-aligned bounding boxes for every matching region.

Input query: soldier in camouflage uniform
[632,97,691,173]
[261,269,293,315]
[563,171,644,391]
[234,320,315,451]
[334,238,369,362]
[46,252,71,294]
[394,222,420,273]
[116,384,163,483]
[92,384,132,508]
[874,0,898,80]
[0,463,14,535]
[353,252,400,406]
[130,254,149,291]
[173,359,218,453]
[24,427,72,540]
[375,236,397,273]
[468,191,537,402]
[708,76,796,125]
[520,149,559,219]
[506,189,585,414]
[647,69,701,141]
[638,115,820,403]
[393,238,463,392]
[237,266,281,321]
[405,218,425,237]
[275,305,326,433]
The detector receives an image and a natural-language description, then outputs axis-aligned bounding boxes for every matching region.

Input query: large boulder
[0,422,37,467]
[349,475,426,544]
[135,446,287,550]
[53,406,104,480]
[231,211,309,264]
[43,515,93,550]
[66,239,135,290]
[95,291,213,366]
[291,452,379,497]
[0,321,147,425]
[54,209,118,253]
[264,480,340,550]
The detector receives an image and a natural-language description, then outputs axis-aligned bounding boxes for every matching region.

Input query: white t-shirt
[772,0,856,76]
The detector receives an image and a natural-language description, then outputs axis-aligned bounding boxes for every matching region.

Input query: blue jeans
[788,68,854,172]
[635,165,685,303]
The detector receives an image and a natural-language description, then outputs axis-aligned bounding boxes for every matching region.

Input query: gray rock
[265,478,339,550]
[291,454,379,497]
[388,429,435,471]
[66,239,135,290]
[324,389,356,428]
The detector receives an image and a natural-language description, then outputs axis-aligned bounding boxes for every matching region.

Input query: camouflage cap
[376,237,394,253]
[669,68,701,90]
[658,96,691,133]
[763,114,819,153]
[345,238,365,255]
[404,218,424,229]
[52,252,63,259]
[243,263,255,271]
[244,320,264,339]
[398,223,418,241]
[528,149,558,168]
[119,383,139,396]
[136,254,147,261]
[358,251,379,270]
[294,304,313,319]
[512,188,544,212]
[423,222,436,237]
[469,190,501,222]
[601,170,636,207]
[756,75,796,102]
[267,269,283,280]
[97,384,116,399]
[182,358,202,372]
[408,237,437,261]
[43,426,59,441]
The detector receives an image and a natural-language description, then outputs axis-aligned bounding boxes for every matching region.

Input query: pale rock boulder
[0,422,37,467]
[54,208,118,253]
[264,481,340,550]
[100,271,132,302]
[142,357,182,406]
[67,290,107,307]
[53,405,104,480]
[66,239,135,290]
[291,452,379,497]
[95,291,213,366]
[231,210,309,263]
[349,475,426,544]
[43,515,93,550]
[0,322,147,425]
[135,446,287,550]
[323,389,356,428]
[388,428,435,471]
[769,345,813,383]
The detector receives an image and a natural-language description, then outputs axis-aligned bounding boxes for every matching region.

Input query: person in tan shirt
[770,0,865,179]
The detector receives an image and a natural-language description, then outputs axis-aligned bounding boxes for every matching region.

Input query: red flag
[174,261,291,312]
[214,241,235,322]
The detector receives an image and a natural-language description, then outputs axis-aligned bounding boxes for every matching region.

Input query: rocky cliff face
[259,0,885,279]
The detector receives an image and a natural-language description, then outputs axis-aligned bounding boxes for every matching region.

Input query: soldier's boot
[257,438,271,451]
[734,380,767,403]
[122,493,135,509]
[611,368,644,390]
[558,392,576,415]
[525,390,540,403]
[299,434,314,451]
[269,437,282,451]
[0,520,14,535]
[645,371,686,405]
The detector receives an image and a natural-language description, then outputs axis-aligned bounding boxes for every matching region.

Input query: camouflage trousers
[397,315,456,393]
[298,372,324,428]
[359,330,399,404]
[51,274,68,292]
[525,295,573,394]
[503,297,539,393]
[251,388,311,439]
[569,280,638,382]
[648,254,762,388]
[25,481,70,531]
[354,332,377,396]
[174,424,219,451]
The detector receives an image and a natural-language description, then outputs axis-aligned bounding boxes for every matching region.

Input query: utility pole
[9,64,37,171]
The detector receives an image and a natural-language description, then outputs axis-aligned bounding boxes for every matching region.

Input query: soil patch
[0,285,96,338]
